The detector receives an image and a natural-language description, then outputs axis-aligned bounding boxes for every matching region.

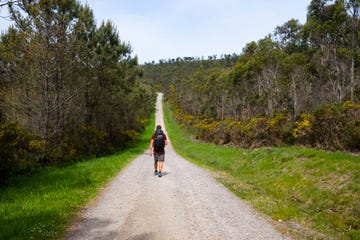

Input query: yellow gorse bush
[169,98,360,151]
[194,119,220,132]
[269,113,288,129]
[28,139,46,152]
[81,125,106,145]
[122,130,138,139]
[293,113,312,138]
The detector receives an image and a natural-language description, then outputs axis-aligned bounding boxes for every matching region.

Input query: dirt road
[65,93,290,240]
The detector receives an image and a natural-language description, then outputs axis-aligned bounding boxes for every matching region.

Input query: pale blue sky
[0,0,311,63]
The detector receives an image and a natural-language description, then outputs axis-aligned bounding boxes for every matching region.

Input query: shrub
[293,113,313,145]
[268,113,292,145]
[170,101,360,153]
[345,120,360,150]
[0,122,44,183]
[310,103,360,151]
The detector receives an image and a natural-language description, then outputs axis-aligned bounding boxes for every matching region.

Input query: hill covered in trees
[143,0,360,153]
[0,0,155,183]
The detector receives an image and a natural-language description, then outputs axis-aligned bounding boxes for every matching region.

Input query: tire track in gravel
[65,93,291,240]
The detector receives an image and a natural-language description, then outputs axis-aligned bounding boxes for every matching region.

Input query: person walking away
[149,125,168,177]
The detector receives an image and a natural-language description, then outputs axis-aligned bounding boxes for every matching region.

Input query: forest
[143,0,360,153]
[0,0,155,183]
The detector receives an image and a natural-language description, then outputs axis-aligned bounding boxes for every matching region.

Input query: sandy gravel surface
[65,93,290,240]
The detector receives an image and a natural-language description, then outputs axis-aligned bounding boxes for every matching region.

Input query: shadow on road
[155,171,170,177]
[65,217,115,240]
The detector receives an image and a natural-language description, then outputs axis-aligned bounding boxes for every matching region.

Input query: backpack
[153,129,165,151]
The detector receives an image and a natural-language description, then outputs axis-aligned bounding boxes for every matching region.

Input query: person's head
[156,125,162,130]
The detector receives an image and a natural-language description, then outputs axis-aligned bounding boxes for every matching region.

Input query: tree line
[0,0,155,183]
[143,0,360,152]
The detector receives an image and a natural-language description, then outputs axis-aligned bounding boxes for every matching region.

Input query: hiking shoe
[154,170,158,175]
[158,172,162,178]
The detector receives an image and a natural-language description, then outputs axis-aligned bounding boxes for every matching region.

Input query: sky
[0,0,311,63]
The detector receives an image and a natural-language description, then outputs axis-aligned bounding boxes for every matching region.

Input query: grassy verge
[163,102,360,240]
[0,112,155,240]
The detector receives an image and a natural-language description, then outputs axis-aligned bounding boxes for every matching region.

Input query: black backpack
[153,129,165,151]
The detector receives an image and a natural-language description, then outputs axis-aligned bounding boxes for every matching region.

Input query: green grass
[163,102,360,240]
[0,112,155,240]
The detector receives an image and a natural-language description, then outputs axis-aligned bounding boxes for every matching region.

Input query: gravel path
[65,93,290,240]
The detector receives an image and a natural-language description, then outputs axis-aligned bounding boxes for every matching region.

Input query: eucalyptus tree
[273,19,314,117]
[248,37,287,117]
[229,41,262,120]
[337,0,360,102]
[190,67,230,120]
[274,19,305,54]
[283,53,313,117]
[305,0,359,103]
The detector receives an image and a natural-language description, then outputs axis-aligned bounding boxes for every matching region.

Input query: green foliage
[0,109,155,240]
[142,54,240,96]
[170,99,360,152]
[0,122,44,183]
[294,102,360,152]
[164,102,360,240]
[0,0,155,180]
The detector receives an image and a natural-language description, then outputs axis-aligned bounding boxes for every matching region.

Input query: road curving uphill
[65,93,290,240]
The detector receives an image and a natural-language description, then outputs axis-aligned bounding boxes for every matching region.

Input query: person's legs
[158,161,163,172]
[154,154,158,174]
[157,153,165,177]
[154,161,158,171]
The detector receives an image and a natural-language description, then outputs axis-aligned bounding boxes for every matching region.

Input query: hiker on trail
[149,125,168,177]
